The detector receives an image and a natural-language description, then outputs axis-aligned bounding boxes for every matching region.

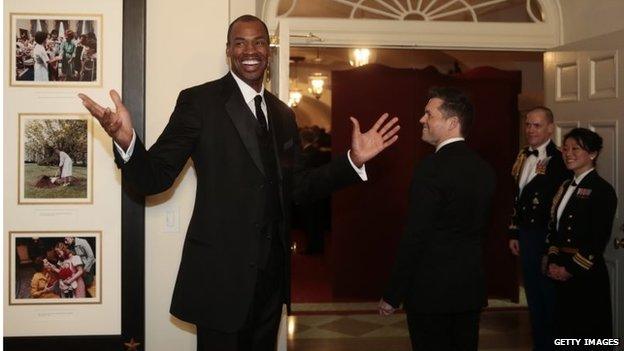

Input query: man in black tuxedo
[79,15,399,351]
[508,107,570,351]
[379,87,496,351]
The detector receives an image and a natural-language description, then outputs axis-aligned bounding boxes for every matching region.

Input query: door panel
[545,31,623,336]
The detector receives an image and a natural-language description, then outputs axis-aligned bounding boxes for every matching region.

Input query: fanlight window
[278,0,544,23]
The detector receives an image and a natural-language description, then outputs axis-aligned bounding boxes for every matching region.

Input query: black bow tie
[571,180,578,187]
[523,149,538,157]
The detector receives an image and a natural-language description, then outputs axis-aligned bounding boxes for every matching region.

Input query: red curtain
[330,64,520,302]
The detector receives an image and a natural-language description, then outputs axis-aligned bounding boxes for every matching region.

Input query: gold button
[566,238,571,243]
[530,219,535,223]
[568,215,573,218]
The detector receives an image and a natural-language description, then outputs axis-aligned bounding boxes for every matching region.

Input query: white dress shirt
[115,71,367,180]
[518,140,550,194]
[556,168,594,229]
[436,137,465,152]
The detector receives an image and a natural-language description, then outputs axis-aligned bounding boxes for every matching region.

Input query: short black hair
[527,106,554,123]
[227,15,269,45]
[34,31,47,45]
[563,128,603,165]
[428,87,474,137]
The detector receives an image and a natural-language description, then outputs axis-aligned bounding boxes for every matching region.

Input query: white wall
[144,1,229,349]
[559,0,624,45]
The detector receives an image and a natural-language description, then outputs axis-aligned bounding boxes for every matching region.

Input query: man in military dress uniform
[508,107,570,351]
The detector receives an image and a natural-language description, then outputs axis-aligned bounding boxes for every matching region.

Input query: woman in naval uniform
[546,128,617,340]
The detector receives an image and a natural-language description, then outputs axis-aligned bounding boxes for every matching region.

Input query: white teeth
[242,60,259,65]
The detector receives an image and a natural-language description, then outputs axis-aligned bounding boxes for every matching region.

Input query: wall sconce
[289,56,305,107]
[288,89,302,107]
[308,73,327,99]
[349,48,373,67]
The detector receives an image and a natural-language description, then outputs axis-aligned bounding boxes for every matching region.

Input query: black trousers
[519,227,555,351]
[197,227,284,351]
[406,311,480,351]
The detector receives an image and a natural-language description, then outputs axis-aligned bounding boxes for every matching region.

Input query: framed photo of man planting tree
[18,113,93,204]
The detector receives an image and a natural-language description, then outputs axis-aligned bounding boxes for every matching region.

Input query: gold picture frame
[10,13,103,87]
[9,231,102,305]
[18,113,93,204]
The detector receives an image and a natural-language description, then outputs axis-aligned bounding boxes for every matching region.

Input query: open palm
[350,113,400,167]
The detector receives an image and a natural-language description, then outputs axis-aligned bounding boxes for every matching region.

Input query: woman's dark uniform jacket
[547,170,617,337]
[113,73,360,331]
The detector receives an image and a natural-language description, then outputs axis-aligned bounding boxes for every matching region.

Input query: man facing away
[79,14,399,351]
[508,106,570,351]
[379,87,496,351]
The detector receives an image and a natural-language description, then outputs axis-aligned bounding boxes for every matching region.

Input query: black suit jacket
[547,170,617,276]
[509,141,570,237]
[383,141,496,313]
[114,73,360,331]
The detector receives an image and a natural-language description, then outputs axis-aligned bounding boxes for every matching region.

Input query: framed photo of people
[18,113,93,204]
[10,13,102,87]
[9,231,101,305]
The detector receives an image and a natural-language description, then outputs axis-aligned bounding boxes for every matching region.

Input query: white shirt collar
[231,71,265,103]
[436,137,465,152]
[529,139,551,158]
[573,168,594,186]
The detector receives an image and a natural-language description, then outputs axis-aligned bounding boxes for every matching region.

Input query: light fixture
[308,73,327,99]
[289,56,305,107]
[288,88,302,107]
[349,48,372,67]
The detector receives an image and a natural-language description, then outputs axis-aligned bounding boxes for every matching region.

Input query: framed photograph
[10,13,102,87]
[9,231,101,305]
[18,114,93,204]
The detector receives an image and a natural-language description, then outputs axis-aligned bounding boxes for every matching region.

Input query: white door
[544,30,624,336]
[268,20,291,351]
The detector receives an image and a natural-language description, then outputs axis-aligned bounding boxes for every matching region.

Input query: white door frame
[262,0,562,50]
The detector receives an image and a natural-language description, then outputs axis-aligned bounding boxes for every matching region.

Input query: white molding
[588,120,619,196]
[262,0,561,50]
[555,60,580,102]
[589,51,619,100]
[553,120,580,145]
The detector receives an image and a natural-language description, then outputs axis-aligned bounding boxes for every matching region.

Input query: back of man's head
[428,87,474,137]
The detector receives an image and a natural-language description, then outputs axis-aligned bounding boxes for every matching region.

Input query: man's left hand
[350,113,400,168]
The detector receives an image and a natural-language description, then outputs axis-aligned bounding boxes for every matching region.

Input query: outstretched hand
[78,90,134,150]
[350,113,400,168]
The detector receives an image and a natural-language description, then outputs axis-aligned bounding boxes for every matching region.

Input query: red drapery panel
[330,64,520,302]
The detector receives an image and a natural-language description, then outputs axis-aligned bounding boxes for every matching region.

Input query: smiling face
[226,20,269,92]
[419,97,454,146]
[524,110,553,148]
[562,137,597,176]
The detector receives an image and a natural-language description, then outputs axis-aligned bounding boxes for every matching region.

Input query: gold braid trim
[572,253,593,270]
[511,150,527,182]
[550,180,571,219]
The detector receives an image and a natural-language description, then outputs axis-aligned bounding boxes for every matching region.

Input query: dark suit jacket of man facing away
[114,73,361,331]
[384,140,496,313]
